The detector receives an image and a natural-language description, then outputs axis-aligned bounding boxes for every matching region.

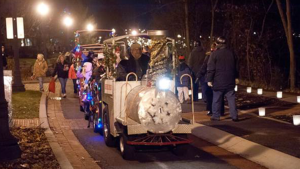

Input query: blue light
[98,118,101,122]
[97,123,102,128]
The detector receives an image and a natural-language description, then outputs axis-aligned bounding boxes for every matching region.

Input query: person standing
[176,55,192,103]
[1,45,7,70]
[207,36,239,121]
[32,54,48,92]
[68,59,78,94]
[52,54,69,98]
[188,40,206,102]
[196,43,225,116]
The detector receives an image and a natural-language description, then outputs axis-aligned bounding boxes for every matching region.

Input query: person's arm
[207,53,216,86]
[68,65,73,79]
[116,64,127,81]
[44,62,48,75]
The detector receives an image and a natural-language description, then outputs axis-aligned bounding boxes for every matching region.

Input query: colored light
[97,123,102,128]
[247,87,252,93]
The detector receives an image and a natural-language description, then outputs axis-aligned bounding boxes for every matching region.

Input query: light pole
[36,1,50,59]
[12,0,25,92]
[63,16,73,52]
[0,0,22,161]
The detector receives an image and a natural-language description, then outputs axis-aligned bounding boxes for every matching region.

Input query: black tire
[103,107,116,147]
[119,134,135,160]
[171,144,189,156]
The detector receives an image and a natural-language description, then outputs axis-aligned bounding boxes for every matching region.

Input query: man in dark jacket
[116,43,150,81]
[188,40,206,101]
[207,36,239,121]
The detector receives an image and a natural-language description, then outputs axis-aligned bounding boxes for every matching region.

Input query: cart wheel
[171,144,189,156]
[103,108,116,147]
[119,134,135,160]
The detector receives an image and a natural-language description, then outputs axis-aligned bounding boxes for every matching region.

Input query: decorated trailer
[98,30,196,160]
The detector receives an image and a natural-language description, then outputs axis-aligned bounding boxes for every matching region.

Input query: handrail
[124,72,138,124]
[180,74,194,124]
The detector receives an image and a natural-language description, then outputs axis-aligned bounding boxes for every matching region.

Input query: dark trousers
[206,86,224,114]
[193,80,199,101]
[212,89,237,119]
[200,77,207,102]
[72,79,78,93]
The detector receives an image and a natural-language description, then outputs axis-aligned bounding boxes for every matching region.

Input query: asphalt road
[60,94,237,169]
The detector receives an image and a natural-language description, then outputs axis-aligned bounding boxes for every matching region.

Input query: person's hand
[208,82,213,87]
[235,79,239,84]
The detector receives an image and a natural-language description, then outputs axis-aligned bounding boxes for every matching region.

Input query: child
[32,54,48,92]
[69,58,78,94]
[176,55,191,103]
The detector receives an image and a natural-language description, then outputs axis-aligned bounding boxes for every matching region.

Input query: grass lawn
[12,90,42,119]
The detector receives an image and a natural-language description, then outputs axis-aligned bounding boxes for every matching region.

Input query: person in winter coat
[93,57,106,82]
[176,55,192,103]
[69,58,78,94]
[52,54,70,98]
[116,43,150,81]
[207,36,239,122]
[32,54,48,92]
[188,40,206,102]
[196,43,225,116]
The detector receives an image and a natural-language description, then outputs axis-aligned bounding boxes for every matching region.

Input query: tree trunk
[210,0,218,44]
[259,0,274,41]
[184,0,190,57]
[246,19,253,82]
[276,0,295,90]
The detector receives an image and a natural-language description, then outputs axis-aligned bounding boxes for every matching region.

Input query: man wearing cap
[116,43,150,81]
[207,36,239,122]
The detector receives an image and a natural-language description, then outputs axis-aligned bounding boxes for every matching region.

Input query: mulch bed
[0,128,60,169]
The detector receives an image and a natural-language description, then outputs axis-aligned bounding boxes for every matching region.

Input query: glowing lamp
[87,24,94,31]
[234,85,238,92]
[257,88,263,95]
[297,96,300,103]
[36,2,50,16]
[277,91,282,98]
[131,30,138,36]
[198,93,202,99]
[258,107,266,116]
[247,87,252,93]
[189,90,192,95]
[293,115,300,126]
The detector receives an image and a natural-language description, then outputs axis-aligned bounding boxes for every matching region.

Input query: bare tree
[276,0,295,90]
[210,0,218,44]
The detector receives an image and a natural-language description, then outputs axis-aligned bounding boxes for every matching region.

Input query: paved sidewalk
[47,80,101,169]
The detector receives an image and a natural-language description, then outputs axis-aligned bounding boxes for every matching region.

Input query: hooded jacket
[33,59,48,77]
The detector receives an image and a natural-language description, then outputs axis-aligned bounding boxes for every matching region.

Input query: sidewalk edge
[39,93,73,169]
[192,123,300,169]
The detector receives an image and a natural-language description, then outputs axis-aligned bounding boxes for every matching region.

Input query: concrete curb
[39,93,74,169]
[192,123,300,169]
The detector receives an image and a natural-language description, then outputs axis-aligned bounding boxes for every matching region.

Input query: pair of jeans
[72,79,77,93]
[206,86,224,114]
[58,78,68,94]
[212,89,237,119]
[38,77,43,91]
